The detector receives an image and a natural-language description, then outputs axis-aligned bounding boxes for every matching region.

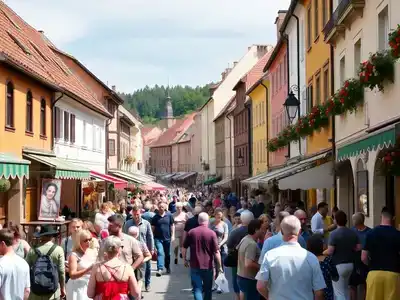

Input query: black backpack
[30,244,59,295]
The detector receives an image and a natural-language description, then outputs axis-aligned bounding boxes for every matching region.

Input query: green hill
[120,84,212,124]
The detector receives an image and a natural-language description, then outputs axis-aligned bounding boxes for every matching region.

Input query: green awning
[109,169,150,184]
[337,128,396,161]
[204,177,220,185]
[23,153,90,180]
[0,153,30,179]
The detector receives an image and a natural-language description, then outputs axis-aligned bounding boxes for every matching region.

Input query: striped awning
[0,153,30,179]
[23,153,90,180]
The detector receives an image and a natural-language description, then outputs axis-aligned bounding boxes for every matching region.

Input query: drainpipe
[260,82,270,169]
[329,0,337,206]
[227,114,233,179]
[246,100,253,177]
[284,34,291,159]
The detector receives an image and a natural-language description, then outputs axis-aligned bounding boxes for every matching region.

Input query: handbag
[223,249,238,267]
[152,251,158,261]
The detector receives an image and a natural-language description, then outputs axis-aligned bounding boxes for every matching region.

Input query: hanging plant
[359,51,395,91]
[0,179,11,193]
[381,150,400,176]
[389,24,400,59]
[124,155,135,165]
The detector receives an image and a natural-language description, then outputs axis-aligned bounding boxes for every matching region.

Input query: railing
[323,0,363,39]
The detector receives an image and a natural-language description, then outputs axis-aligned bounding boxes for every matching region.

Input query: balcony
[323,0,365,44]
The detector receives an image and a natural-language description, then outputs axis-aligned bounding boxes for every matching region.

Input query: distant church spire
[165,81,173,120]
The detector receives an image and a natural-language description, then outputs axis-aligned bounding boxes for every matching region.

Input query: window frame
[314,0,319,40]
[26,90,33,133]
[40,98,47,137]
[5,81,14,129]
[323,66,329,103]
[307,5,312,49]
[315,72,321,105]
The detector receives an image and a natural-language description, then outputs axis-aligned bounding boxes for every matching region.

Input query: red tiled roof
[0,2,111,117]
[141,126,155,137]
[150,113,196,148]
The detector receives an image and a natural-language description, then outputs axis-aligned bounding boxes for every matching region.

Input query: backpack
[30,244,59,295]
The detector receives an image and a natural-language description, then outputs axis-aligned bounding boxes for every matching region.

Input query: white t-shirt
[0,253,30,300]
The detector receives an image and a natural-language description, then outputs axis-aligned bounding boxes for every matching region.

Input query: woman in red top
[87,236,140,300]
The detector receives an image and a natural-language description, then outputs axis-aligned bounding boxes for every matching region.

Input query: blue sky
[6,0,291,93]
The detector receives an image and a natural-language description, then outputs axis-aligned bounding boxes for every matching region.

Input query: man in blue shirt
[152,202,175,276]
[259,211,307,265]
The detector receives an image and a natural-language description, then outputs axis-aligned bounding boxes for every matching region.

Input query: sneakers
[156,270,162,277]
[174,258,178,265]
[166,268,171,274]
[145,285,151,292]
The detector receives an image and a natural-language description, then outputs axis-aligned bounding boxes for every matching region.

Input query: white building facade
[283,3,307,158]
[327,0,400,227]
[53,95,108,173]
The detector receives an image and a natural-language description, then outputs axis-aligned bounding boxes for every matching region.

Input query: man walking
[182,212,223,300]
[124,205,155,292]
[237,219,263,300]
[151,202,175,276]
[0,229,30,300]
[256,215,326,300]
[311,202,336,244]
[25,225,66,300]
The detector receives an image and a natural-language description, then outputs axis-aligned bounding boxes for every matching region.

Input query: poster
[39,179,62,220]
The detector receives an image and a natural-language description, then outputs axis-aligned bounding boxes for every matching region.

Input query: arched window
[356,159,369,216]
[6,81,14,128]
[40,98,46,136]
[26,91,33,132]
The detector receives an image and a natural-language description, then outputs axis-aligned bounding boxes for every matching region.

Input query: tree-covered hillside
[120,84,211,124]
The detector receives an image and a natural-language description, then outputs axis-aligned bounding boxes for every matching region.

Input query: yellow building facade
[249,79,269,176]
[304,0,334,208]
[0,65,53,225]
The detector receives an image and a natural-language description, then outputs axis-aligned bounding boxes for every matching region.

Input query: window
[322,0,327,27]
[307,6,312,49]
[314,0,319,39]
[323,68,329,102]
[354,39,362,76]
[26,91,33,132]
[70,114,75,143]
[108,100,116,115]
[378,6,389,51]
[340,56,346,86]
[82,121,87,147]
[121,122,130,136]
[40,98,46,136]
[307,83,314,112]
[315,74,321,105]
[64,111,70,141]
[280,62,284,87]
[6,81,14,128]
[54,107,61,139]
[356,160,369,216]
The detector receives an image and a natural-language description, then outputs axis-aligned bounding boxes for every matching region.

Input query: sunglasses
[83,238,92,243]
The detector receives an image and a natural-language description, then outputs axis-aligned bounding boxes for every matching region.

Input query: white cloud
[5,0,291,92]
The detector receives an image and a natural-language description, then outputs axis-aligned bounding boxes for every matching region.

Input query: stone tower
[158,87,175,130]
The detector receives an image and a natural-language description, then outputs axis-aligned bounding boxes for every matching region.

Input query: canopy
[204,176,221,185]
[23,153,90,180]
[89,171,127,190]
[178,171,197,181]
[141,181,167,191]
[213,177,232,187]
[0,153,30,179]
[109,169,151,184]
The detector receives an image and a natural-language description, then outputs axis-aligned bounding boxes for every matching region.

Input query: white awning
[214,177,232,187]
[241,172,268,188]
[278,161,333,190]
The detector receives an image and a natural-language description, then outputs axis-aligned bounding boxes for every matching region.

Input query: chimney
[38,30,44,34]
[233,61,238,67]
[111,85,116,92]
[221,71,227,81]
[275,10,287,39]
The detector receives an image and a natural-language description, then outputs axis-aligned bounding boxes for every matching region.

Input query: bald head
[281,215,301,238]
[294,210,307,225]
[198,212,209,225]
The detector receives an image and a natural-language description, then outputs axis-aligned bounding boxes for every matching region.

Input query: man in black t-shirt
[362,207,400,299]
[181,206,202,255]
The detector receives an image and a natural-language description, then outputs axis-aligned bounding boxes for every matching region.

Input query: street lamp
[283,85,300,124]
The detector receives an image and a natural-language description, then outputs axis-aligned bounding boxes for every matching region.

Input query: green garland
[267,27,399,153]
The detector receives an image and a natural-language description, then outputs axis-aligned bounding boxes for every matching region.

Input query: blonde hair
[103,236,122,258]
[72,229,92,252]
[83,220,96,234]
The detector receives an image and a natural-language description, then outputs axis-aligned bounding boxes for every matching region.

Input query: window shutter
[55,107,60,138]
[70,114,76,143]
[64,111,70,142]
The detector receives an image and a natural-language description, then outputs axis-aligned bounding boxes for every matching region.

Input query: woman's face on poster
[46,185,57,200]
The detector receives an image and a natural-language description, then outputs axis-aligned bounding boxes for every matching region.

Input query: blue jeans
[190,268,213,300]
[145,260,151,287]
[237,275,260,300]
[155,239,171,271]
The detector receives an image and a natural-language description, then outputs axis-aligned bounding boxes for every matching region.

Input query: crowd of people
[0,188,398,300]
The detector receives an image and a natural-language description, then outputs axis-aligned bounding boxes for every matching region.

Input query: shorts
[237,275,260,299]
[349,263,368,287]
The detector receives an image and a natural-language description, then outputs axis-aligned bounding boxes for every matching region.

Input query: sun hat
[33,225,59,238]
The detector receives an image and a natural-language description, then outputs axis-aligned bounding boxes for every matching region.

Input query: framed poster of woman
[39,179,62,220]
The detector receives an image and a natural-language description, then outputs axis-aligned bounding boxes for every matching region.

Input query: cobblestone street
[144,261,234,300]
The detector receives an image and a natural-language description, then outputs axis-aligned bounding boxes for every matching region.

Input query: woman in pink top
[172,202,188,265]
[213,196,222,208]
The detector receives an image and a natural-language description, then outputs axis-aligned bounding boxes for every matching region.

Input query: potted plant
[0,179,11,193]
[124,155,135,165]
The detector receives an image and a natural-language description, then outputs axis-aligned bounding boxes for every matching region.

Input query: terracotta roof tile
[150,113,196,148]
[0,2,110,117]
[242,50,273,91]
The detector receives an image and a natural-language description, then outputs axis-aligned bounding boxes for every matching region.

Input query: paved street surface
[143,261,234,300]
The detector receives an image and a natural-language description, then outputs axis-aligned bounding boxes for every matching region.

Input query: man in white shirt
[256,215,326,300]
[0,229,30,300]
[311,202,336,244]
